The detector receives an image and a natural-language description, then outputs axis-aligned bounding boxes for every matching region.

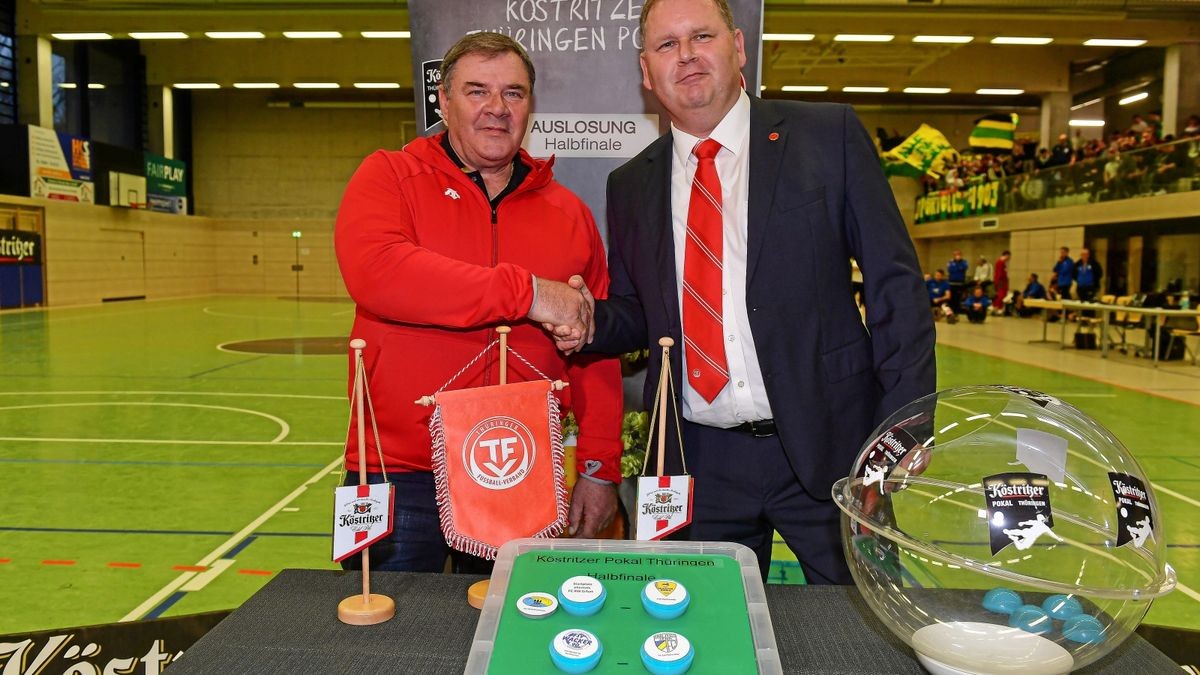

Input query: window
[0,0,15,125]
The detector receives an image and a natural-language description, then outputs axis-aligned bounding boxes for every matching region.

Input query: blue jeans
[339,471,493,574]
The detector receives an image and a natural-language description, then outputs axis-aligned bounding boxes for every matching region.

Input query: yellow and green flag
[969,113,1018,152]
[885,124,958,177]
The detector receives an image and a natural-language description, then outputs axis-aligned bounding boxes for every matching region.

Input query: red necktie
[682,138,729,403]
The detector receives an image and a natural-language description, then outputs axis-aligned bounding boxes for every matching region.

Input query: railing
[914,137,1200,223]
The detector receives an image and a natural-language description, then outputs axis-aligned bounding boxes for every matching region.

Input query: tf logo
[462,416,535,490]
[654,581,677,596]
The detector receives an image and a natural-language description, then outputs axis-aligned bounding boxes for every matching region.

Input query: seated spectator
[1183,115,1200,138]
[1102,147,1124,200]
[1152,136,1186,193]
[1016,273,1047,318]
[963,287,991,323]
[928,269,955,322]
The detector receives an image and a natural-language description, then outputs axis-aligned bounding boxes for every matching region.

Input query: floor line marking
[120,455,342,622]
[237,569,274,576]
[180,560,236,592]
[0,525,326,537]
[41,560,76,566]
[107,562,142,569]
[188,355,270,379]
[172,565,209,572]
[0,401,291,444]
[937,341,1200,407]
[938,399,1200,513]
[0,458,328,468]
[0,437,340,446]
[0,390,344,401]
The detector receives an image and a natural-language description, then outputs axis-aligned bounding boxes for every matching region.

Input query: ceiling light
[1119,92,1149,105]
[904,87,951,94]
[234,82,281,89]
[843,86,889,93]
[293,82,340,89]
[976,88,1024,95]
[1068,119,1105,127]
[991,37,1053,45]
[173,83,221,89]
[205,31,265,39]
[360,31,411,39]
[913,35,973,44]
[58,83,77,89]
[783,85,829,92]
[1120,80,1152,93]
[52,33,112,40]
[763,33,815,41]
[1084,38,1146,47]
[129,32,188,40]
[834,34,894,43]
[283,31,342,39]
[354,82,402,89]
[1070,97,1102,111]
[87,83,105,90]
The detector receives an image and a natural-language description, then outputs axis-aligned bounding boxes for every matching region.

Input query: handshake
[528,275,595,354]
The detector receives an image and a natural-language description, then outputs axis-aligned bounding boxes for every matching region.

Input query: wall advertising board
[27,125,94,204]
[145,153,188,214]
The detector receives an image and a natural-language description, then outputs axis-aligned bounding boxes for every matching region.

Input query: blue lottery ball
[982,588,1023,615]
[1041,594,1083,620]
[1063,614,1106,644]
[1008,605,1053,635]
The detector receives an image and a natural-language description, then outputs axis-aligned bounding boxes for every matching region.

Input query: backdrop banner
[408,0,765,237]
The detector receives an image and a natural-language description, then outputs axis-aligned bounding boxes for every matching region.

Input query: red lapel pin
[768,132,780,141]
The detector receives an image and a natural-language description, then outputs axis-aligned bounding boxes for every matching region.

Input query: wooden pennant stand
[337,338,396,626]
[634,337,694,540]
[654,337,674,477]
[464,326,512,609]
[414,326,569,609]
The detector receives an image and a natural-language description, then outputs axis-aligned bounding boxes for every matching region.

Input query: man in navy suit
[556,0,934,583]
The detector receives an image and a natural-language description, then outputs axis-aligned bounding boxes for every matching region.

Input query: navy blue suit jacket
[591,97,936,496]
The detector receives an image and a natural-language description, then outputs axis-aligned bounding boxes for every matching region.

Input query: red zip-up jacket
[334,133,623,483]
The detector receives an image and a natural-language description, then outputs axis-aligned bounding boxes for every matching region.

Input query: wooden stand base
[467,580,490,609]
[337,593,396,625]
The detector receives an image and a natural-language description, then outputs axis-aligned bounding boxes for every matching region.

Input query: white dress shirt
[670,91,773,428]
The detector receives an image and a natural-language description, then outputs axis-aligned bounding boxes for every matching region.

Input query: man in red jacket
[334,32,623,572]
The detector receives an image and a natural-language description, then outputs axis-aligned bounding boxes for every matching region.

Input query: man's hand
[544,275,595,354]
[568,478,618,539]
[529,275,593,346]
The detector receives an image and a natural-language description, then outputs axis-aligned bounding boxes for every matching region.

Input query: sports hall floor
[0,296,1196,636]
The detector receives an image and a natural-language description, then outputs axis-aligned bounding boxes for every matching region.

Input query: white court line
[0,436,340,446]
[937,399,1200,602]
[121,455,343,622]
[180,559,237,592]
[938,399,1200,510]
[0,402,290,443]
[202,306,350,322]
[0,391,343,400]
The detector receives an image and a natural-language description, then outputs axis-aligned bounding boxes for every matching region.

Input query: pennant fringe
[429,389,569,560]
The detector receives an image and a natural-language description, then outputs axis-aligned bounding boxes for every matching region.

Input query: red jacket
[334,134,623,483]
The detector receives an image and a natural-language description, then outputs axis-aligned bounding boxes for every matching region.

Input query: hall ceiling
[18,0,1200,104]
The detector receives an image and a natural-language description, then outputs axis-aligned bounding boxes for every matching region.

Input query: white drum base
[912,621,1073,675]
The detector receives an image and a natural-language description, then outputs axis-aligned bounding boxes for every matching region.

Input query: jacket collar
[405,132,556,194]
